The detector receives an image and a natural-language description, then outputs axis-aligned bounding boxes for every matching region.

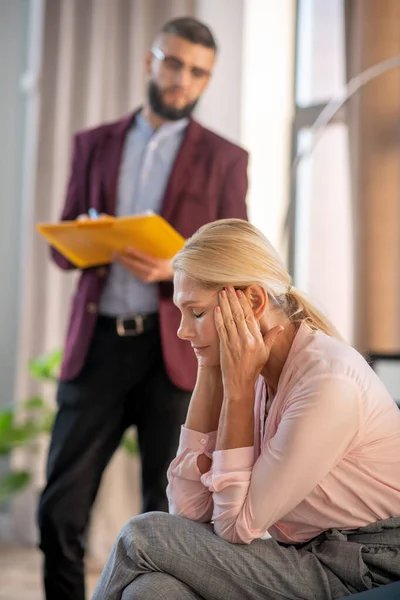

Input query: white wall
[195,0,244,145]
[195,0,296,257]
[241,0,295,255]
[295,125,354,342]
[0,0,30,539]
[0,1,28,410]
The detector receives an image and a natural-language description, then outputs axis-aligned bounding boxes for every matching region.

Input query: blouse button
[200,438,206,445]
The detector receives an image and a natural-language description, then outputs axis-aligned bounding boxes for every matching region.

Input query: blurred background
[1,0,400,597]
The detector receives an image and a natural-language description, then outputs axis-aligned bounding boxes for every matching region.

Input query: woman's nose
[177,317,194,341]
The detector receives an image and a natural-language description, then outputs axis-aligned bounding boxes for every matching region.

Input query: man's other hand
[114,247,173,283]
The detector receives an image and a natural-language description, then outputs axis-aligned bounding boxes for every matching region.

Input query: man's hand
[76,212,111,221]
[113,247,173,283]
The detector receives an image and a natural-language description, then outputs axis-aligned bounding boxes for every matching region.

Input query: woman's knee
[121,572,197,600]
[121,511,177,539]
[119,511,179,556]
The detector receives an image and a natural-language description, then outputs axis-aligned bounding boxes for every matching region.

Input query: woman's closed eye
[192,310,205,319]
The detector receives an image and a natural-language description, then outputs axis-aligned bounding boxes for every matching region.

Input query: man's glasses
[151,48,212,80]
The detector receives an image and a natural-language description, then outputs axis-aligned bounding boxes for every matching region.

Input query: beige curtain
[13,0,195,565]
[345,0,400,353]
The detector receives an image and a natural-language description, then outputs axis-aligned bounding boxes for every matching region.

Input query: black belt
[98,313,159,336]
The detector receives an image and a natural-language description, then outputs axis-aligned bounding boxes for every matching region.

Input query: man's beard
[147,81,198,121]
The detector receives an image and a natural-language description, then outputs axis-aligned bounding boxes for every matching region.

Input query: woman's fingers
[218,286,263,341]
[218,289,240,341]
[235,289,261,338]
[214,306,227,342]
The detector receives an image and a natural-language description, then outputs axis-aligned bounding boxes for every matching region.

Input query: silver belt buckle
[116,315,144,336]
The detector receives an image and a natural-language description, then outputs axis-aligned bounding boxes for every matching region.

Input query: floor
[0,545,101,599]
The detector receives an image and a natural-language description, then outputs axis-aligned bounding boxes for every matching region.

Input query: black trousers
[37,317,191,600]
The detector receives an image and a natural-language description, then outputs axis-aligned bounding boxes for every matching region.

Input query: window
[296,0,346,106]
[290,0,353,342]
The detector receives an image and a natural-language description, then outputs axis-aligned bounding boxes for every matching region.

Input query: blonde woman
[92,220,400,600]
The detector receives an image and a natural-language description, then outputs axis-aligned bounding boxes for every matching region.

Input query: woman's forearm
[185,366,224,434]
[184,367,224,475]
[216,387,255,450]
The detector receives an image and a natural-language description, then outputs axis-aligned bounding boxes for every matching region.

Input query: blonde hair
[173,219,342,339]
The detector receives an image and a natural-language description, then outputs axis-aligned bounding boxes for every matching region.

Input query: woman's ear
[243,285,268,319]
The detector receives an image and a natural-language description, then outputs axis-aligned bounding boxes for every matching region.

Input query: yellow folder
[36,213,185,269]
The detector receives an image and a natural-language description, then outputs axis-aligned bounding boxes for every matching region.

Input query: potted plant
[0,349,138,503]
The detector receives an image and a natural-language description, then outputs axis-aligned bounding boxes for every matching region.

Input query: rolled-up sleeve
[204,447,257,543]
[167,427,217,522]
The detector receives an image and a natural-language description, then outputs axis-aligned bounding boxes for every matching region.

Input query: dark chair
[339,581,400,598]
[368,352,400,408]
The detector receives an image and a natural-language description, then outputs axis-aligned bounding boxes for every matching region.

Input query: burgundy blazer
[52,111,248,391]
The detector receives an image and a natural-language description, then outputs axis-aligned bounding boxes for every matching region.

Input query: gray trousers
[91,512,400,600]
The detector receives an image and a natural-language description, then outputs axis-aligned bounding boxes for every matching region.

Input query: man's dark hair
[161,17,217,51]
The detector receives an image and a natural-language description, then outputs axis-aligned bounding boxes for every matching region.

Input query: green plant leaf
[29,349,62,381]
[0,413,46,455]
[0,350,61,500]
[0,409,14,437]
[23,396,46,410]
[22,397,55,432]
[0,348,136,502]
[121,431,139,455]
[0,395,55,457]
[0,470,31,503]
[37,410,55,434]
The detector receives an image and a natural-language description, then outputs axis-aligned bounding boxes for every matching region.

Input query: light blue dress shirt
[99,112,188,317]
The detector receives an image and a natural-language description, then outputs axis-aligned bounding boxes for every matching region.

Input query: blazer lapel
[101,111,137,215]
[161,119,204,222]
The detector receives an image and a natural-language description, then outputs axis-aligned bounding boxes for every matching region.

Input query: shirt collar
[135,110,189,140]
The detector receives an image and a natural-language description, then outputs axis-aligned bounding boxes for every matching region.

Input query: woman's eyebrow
[174,291,218,308]
[180,299,205,308]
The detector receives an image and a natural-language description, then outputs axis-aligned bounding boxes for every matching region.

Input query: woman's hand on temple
[214,286,283,400]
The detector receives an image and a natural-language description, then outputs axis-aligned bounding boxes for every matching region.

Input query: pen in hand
[88,208,100,220]
[77,208,108,222]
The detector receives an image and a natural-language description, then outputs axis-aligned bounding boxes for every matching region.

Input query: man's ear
[243,285,268,319]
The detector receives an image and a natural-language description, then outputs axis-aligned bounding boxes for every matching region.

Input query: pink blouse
[167,323,400,544]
